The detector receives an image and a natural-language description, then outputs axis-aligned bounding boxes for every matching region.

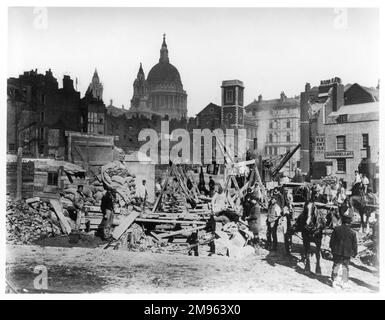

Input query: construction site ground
[6,213,379,294]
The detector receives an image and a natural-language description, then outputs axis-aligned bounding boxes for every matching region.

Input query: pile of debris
[6,197,65,244]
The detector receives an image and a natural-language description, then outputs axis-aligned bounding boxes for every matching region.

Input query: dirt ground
[6,222,379,294]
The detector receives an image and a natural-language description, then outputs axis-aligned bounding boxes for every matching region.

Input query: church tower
[221,80,245,128]
[131,63,149,110]
[87,68,103,101]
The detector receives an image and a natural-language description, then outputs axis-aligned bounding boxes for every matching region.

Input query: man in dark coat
[243,188,262,249]
[100,189,115,240]
[208,176,216,197]
[329,209,358,289]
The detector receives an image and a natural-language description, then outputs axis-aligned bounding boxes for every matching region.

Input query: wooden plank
[135,218,206,225]
[49,199,71,235]
[84,205,101,212]
[158,225,206,238]
[150,232,161,241]
[112,212,141,240]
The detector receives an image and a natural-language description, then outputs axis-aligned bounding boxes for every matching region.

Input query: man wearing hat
[329,208,358,289]
[100,189,116,240]
[73,185,86,231]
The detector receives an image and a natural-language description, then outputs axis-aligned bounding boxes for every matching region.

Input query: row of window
[88,112,104,124]
[336,133,369,150]
[151,95,185,107]
[87,123,104,135]
[268,119,292,129]
[268,133,292,143]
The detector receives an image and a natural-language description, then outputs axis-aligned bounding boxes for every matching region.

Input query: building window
[269,121,273,129]
[253,138,258,150]
[274,147,278,155]
[269,134,273,143]
[337,158,346,173]
[8,143,15,152]
[338,114,348,123]
[41,94,45,104]
[39,127,45,140]
[336,135,346,150]
[226,90,234,103]
[47,172,58,186]
[362,134,369,149]
[286,133,291,142]
[40,112,45,122]
[286,120,290,128]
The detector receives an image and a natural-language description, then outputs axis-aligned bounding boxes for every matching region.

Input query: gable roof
[196,103,221,116]
[344,83,379,102]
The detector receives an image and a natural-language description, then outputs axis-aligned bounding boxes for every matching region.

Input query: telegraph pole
[16,147,23,200]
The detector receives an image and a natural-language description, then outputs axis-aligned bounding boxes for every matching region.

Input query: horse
[349,183,378,233]
[293,201,327,275]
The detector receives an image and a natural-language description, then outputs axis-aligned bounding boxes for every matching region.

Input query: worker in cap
[73,185,86,231]
[329,207,357,289]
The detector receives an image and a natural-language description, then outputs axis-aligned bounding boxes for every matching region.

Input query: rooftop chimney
[258,94,262,102]
[305,83,311,92]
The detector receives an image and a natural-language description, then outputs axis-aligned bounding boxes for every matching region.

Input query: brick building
[300,77,379,188]
[323,102,379,190]
[7,69,82,158]
[245,92,301,176]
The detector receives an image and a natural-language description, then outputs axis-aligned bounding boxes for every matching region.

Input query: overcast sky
[8,7,379,116]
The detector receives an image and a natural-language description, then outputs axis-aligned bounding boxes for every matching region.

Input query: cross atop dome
[159,33,169,63]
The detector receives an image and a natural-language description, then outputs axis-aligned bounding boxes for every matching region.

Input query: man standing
[136,179,148,206]
[362,174,369,194]
[73,185,86,231]
[246,189,262,249]
[353,170,361,188]
[209,176,216,197]
[273,187,285,209]
[266,197,282,251]
[100,189,115,240]
[155,178,162,198]
[330,209,358,289]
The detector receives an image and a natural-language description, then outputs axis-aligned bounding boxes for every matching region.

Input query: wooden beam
[135,218,207,225]
[158,225,206,238]
[112,211,141,240]
[49,199,72,235]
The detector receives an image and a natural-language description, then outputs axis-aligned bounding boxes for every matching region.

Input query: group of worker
[72,179,149,241]
[209,182,294,255]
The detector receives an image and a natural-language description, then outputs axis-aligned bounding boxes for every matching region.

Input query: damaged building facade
[7,69,82,158]
[300,77,379,189]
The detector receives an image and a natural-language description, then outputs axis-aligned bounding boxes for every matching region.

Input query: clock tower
[221,80,244,128]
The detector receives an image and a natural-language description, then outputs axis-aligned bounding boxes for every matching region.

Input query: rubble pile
[6,198,64,244]
[61,181,110,204]
[101,160,137,207]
